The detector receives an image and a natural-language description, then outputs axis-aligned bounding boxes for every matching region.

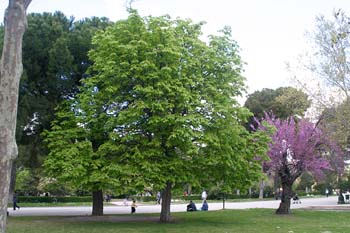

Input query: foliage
[338,178,350,192]
[295,172,315,192]
[36,177,73,196]
[45,10,271,220]
[244,87,310,120]
[293,10,350,148]
[309,9,350,99]
[257,113,344,213]
[15,168,36,193]
[44,102,127,196]
[320,98,350,155]
[16,196,92,203]
[89,11,269,192]
[261,114,342,179]
[15,12,112,189]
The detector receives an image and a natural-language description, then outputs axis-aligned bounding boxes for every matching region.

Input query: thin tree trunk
[92,190,103,216]
[273,172,279,200]
[276,181,293,214]
[259,179,265,199]
[0,1,31,232]
[160,182,172,223]
[8,161,16,203]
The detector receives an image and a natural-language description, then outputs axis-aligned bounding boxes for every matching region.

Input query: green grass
[7,209,350,233]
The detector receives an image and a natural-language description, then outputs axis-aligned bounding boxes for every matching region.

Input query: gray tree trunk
[0,1,31,232]
[160,182,172,223]
[259,180,265,199]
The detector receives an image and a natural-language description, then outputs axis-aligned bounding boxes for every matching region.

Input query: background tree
[295,172,315,193]
[292,9,350,116]
[320,99,350,154]
[0,0,31,232]
[291,9,350,195]
[44,101,128,216]
[244,87,310,120]
[245,87,310,198]
[258,114,344,214]
[292,9,350,111]
[309,9,350,99]
[11,12,112,195]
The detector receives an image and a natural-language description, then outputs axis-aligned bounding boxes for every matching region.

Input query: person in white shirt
[201,190,207,201]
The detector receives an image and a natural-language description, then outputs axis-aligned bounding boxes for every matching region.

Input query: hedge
[18,196,92,203]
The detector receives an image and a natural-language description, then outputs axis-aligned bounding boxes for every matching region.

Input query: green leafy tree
[15,168,37,193]
[244,87,310,198]
[13,12,112,194]
[45,10,271,221]
[244,87,310,120]
[295,172,315,192]
[44,102,128,215]
[321,99,350,152]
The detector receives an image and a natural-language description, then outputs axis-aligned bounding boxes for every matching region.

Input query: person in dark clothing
[13,193,20,210]
[292,193,301,204]
[186,200,197,211]
[201,200,209,211]
[131,200,137,213]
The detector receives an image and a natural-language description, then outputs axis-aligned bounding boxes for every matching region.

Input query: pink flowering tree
[258,114,344,214]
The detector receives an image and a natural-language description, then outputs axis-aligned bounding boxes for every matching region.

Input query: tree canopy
[44,10,271,221]
[244,87,310,120]
[310,9,350,99]
[6,12,112,195]
[257,114,344,214]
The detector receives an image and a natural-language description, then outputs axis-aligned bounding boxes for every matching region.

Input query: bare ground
[34,215,176,223]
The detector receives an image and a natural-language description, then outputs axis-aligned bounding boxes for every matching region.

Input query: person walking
[201,190,207,201]
[13,192,20,210]
[131,199,137,214]
[156,192,161,204]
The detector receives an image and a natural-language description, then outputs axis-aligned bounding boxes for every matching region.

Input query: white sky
[1,0,350,101]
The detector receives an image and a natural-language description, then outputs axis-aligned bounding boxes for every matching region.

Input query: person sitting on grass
[187,200,197,211]
[201,200,208,211]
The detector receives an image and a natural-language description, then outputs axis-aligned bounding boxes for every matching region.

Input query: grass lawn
[7,209,350,233]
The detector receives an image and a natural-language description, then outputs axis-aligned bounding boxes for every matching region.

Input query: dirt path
[36,215,163,223]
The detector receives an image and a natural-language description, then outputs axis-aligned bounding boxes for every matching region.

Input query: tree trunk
[92,190,103,216]
[273,172,280,200]
[160,182,172,223]
[276,181,293,214]
[259,179,265,199]
[8,161,17,203]
[0,1,31,232]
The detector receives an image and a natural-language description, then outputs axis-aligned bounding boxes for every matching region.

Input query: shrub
[18,196,92,203]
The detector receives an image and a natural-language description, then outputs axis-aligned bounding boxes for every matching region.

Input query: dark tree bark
[160,182,172,223]
[0,1,31,232]
[275,152,301,215]
[276,180,293,214]
[92,190,104,216]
